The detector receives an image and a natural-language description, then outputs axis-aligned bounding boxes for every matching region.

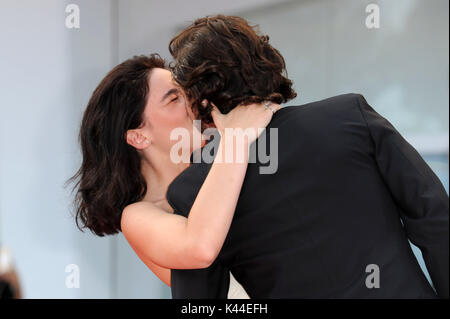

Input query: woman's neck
[140,151,190,208]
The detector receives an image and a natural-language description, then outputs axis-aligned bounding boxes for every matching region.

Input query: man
[166,15,449,298]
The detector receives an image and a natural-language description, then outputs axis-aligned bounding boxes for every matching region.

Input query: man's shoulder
[271,93,364,129]
[282,93,362,114]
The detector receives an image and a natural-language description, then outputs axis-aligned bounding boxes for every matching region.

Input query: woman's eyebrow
[160,88,179,103]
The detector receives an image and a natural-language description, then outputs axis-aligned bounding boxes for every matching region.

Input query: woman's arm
[121,102,280,270]
[132,246,171,287]
[121,134,249,269]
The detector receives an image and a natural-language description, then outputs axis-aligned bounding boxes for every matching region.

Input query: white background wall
[0,0,116,298]
[0,0,448,298]
[241,0,449,152]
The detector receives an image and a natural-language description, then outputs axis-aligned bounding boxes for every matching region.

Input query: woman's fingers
[270,103,281,113]
[261,102,281,115]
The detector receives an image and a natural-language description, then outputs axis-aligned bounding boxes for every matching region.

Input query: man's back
[167,93,448,298]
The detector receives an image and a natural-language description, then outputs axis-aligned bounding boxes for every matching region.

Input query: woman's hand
[205,100,281,145]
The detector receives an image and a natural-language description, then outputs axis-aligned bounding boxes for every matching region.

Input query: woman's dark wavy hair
[68,54,165,236]
[169,15,297,124]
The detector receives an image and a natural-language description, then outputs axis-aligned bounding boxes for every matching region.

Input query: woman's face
[130,68,200,159]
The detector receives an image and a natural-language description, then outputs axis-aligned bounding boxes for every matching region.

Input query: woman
[70,54,280,298]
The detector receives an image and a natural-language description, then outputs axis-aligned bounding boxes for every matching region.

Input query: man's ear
[126,130,150,150]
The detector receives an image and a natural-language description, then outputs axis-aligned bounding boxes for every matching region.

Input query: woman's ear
[126,130,150,150]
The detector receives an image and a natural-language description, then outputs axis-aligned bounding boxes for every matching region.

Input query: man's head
[169,15,297,125]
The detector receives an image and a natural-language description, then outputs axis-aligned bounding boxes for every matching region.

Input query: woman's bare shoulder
[123,200,158,215]
[121,201,160,230]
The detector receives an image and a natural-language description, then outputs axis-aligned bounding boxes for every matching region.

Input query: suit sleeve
[171,259,230,299]
[355,94,449,298]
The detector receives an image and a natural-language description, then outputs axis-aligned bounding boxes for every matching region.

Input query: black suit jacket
[166,93,449,298]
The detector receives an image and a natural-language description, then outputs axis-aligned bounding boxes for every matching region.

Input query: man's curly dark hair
[169,15,297,125]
